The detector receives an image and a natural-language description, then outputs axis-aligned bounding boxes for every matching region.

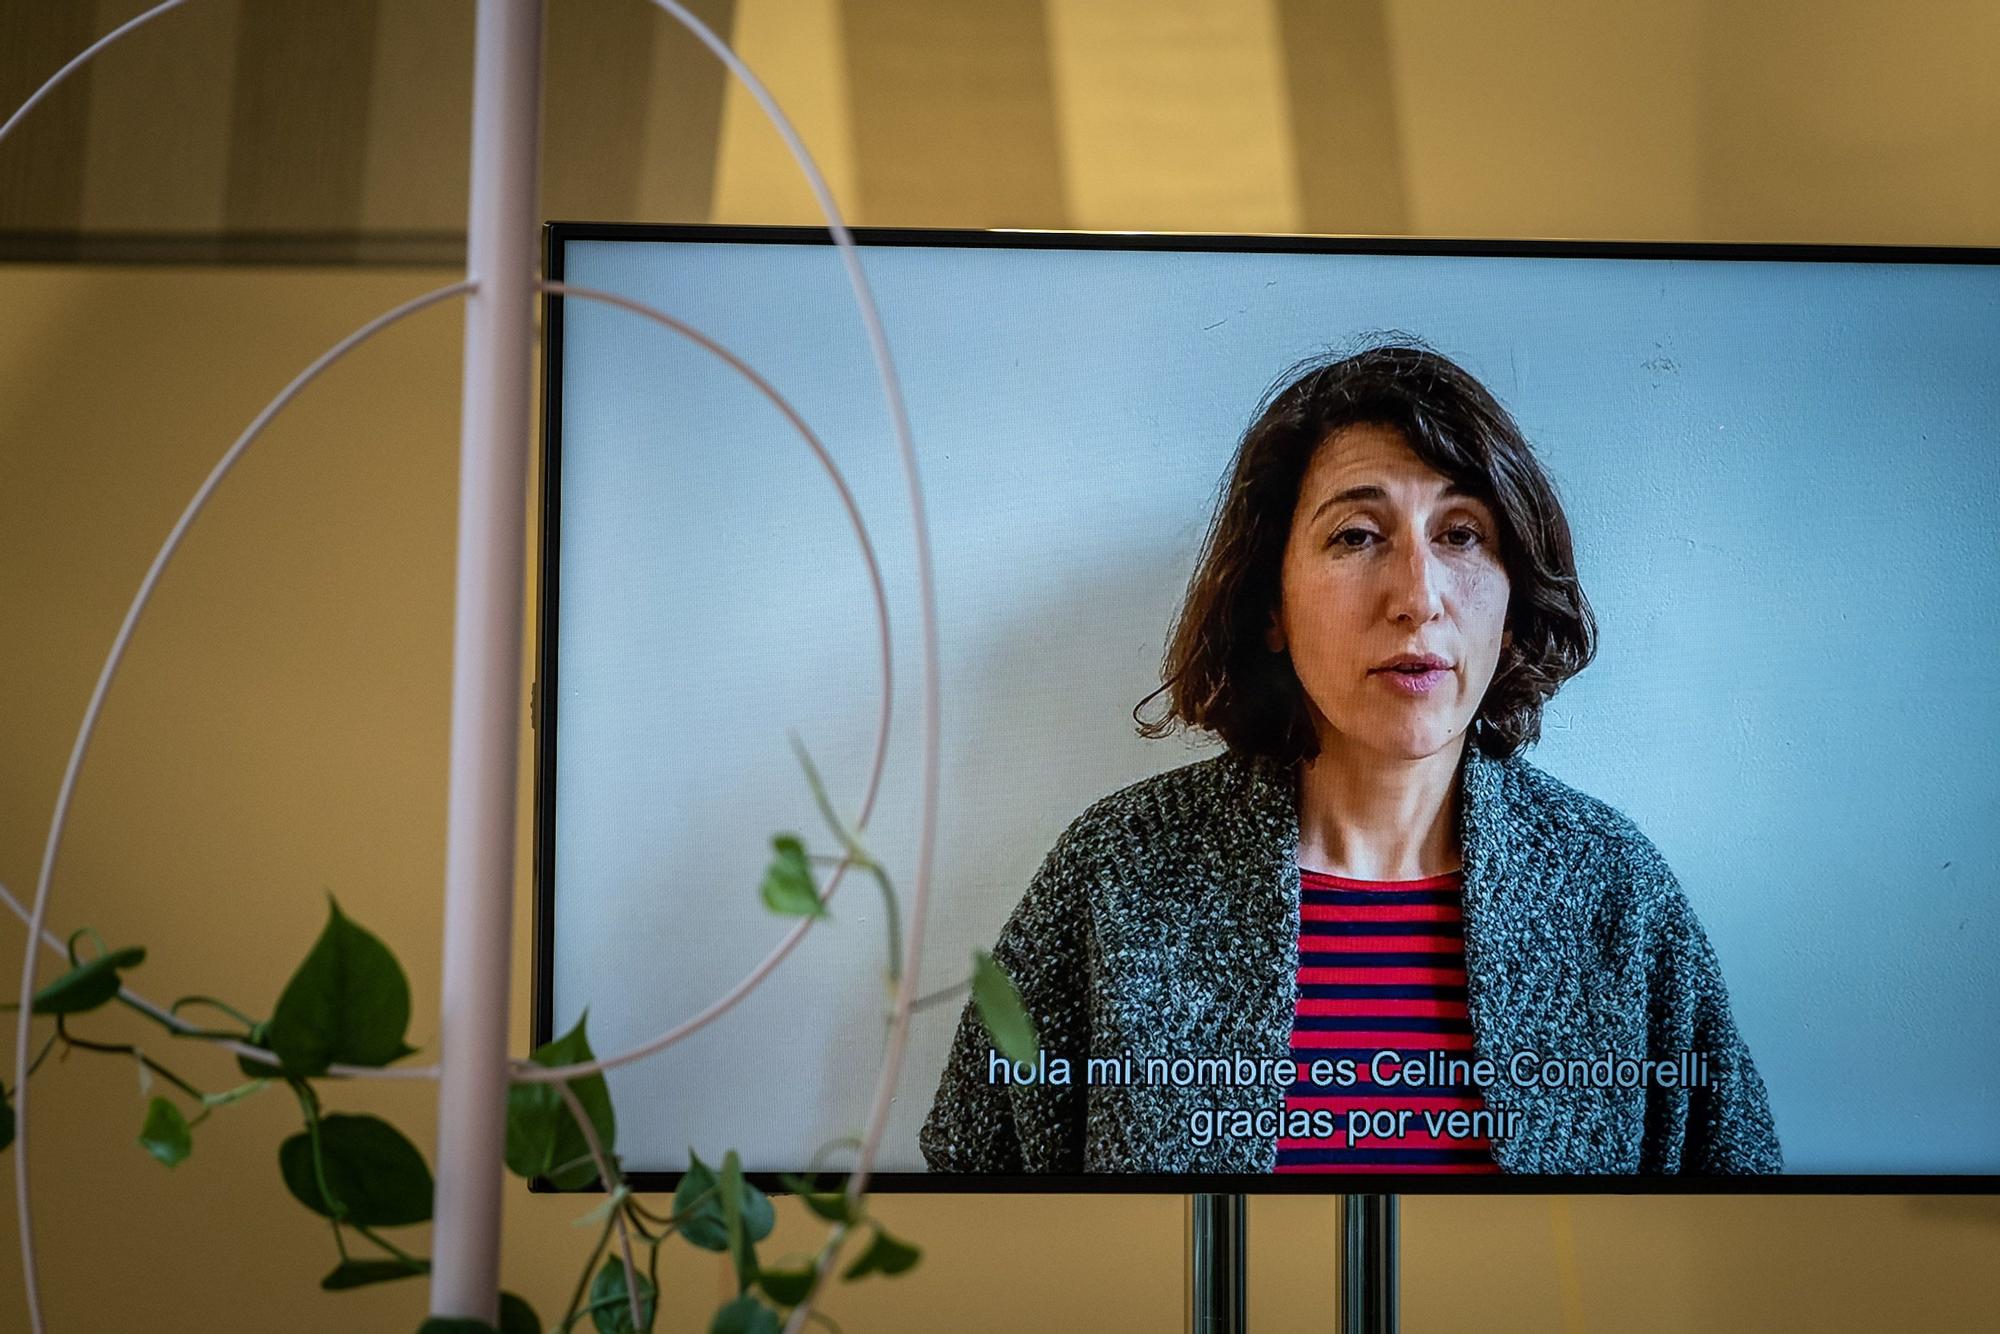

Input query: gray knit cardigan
[917,743,1782,1175]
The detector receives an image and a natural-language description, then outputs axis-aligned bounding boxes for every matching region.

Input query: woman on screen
[917,338,1781,1176]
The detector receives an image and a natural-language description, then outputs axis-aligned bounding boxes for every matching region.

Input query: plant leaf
[321,1257,430,1290]
[720,1150,755,1290]
[201,1078,270,1111]
[677,1149,772,1253]
[841,1225,921,1282]
[505,1013,616,1190]
[588,1255,657,1334]
[279,1112,433,1226]
[236,1019,282,1079]
[265,897,417,1076]
[712,1294,780,1334]
[776,1173,855,1225]
[740,1176,774,1242]
[138,1096,192,1167]
[759,835,827,919]
[971,950,1037,1067]
[676,1150,727,1251]
[573,1183,630,1229]
[498,1292,539,1334]
[410,1297,530,1334]
[754,1263,817,1308]
[30,946,144,1016]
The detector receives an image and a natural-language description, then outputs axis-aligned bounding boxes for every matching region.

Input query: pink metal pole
[429,0,542,1322]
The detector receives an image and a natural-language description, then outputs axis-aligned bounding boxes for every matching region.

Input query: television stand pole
[1340,1194,1399,1333]
[1191,1194,1247,1332]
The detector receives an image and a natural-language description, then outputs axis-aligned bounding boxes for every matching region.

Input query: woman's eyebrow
[1310,481,1479,523]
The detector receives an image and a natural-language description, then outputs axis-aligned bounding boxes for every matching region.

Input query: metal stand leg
[1339,1194,1398,1334]
[1191,1193,1247,1333]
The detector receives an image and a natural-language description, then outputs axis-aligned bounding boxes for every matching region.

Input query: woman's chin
[1330,719,1468,764]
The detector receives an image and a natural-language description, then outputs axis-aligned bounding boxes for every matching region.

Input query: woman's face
[1267,422,1513,763]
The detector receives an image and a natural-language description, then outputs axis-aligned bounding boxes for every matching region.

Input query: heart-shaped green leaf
[971,950,1037,1066]
[411,1295,531,1334]
[677,1149,772,1252]
[588,1256,656,1334]
[842,1225,921,1281]
[505,1013,616,1189]
[498,1292,539,1334]
[740,1176,774,1242]
[711,1294,780,1334]
[776,1173,856,1224]
[759,835,827,919]
[266,897,417,1077]
[31,946,144,1016]
[138,1096,192,1167]
[236,1019,281,1080]
[720,1151,758,1290]
[676,1149,727,1250]
[754,1263,817,1308]
[279,1112,433,1226]
[321,1257,430,1290]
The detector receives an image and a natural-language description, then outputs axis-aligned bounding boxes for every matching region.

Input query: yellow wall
[2,1,1997,1330]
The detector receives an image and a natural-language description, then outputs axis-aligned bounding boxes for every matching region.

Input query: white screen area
[546,236,2000,1176]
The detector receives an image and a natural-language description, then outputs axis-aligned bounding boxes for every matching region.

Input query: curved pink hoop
[0,0,191,156]
[9,281,475,1331]
[6,3,945,1330]
[0,276,901,1330]
[642,2,945,1245]
[513,280,892,1086]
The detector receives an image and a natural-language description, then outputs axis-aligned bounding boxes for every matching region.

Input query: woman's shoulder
[1480,748,1686,913]
[1043,747,1272,870]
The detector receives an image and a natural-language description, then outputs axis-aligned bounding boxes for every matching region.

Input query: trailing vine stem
[0,742,1035,1333]
[52,1017,207,1103]
[552,1076,644,1331]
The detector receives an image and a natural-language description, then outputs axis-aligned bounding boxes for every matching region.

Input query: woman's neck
[1294,730,1467,881]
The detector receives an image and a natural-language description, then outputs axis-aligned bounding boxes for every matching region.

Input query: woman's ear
[1265,608,1285,653]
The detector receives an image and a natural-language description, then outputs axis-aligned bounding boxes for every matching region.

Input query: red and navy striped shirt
[1276,866,1500,1173]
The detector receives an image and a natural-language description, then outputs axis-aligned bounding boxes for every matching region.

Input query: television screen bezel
[533,220,2000,1196]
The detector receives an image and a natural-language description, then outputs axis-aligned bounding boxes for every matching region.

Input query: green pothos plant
[0,742,1037,1333]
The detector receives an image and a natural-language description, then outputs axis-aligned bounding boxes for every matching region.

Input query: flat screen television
[534,223,1999,1193]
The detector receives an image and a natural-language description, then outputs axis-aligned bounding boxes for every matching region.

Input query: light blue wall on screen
[552,237,1999,1174]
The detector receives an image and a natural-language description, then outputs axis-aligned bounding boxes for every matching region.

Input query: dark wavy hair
[1135,335,1596,764]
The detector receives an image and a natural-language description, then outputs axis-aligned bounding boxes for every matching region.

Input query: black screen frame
[533,220,2000,1196]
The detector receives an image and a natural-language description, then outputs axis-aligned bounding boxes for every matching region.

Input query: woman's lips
[1371,666,1449,695]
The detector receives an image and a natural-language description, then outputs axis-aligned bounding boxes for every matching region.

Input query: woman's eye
[1329,525,1485,551]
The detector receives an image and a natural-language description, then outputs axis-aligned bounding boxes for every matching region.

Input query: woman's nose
[1388,539,1446,623]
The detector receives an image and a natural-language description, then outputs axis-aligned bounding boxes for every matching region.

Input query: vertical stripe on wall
[1380,0,1702,241]
[1274,0,1409,237]
[705,0,856,226]
[0,0,99,230]
[630,0,736,223]
[543,0,666,224]
[1696,0,2000,246]
[81,0,243,235]
[840,0,1067,228]
[359,0,473,234]
[223,0,382,233]
[1044,0,1299,234]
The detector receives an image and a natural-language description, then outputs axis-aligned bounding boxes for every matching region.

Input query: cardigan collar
[1230,735,1516,898]
[1226,739,1556,1172]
